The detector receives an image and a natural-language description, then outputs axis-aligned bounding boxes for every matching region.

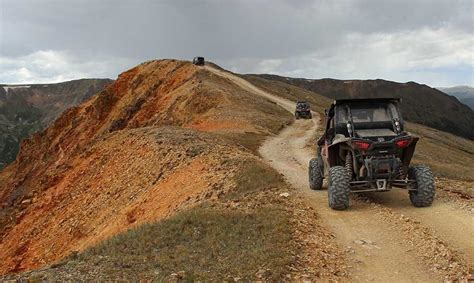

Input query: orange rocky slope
[0,60,292,274]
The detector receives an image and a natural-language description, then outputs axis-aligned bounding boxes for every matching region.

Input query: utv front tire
[408,165,435,207]
[328,166,350,210]
[295,113,300,120]
[309,158,323,190]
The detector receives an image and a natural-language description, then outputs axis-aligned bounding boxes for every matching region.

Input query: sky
[0,0,473,87]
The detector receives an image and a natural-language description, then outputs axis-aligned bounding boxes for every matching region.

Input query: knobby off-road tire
[295,113,300,120]
[328,166,350,210]
[309,157,323,190]
[408,165,435,207]
[308,112,313,119]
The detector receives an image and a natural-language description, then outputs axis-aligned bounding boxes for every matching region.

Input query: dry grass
[406,122,474,180]
[10,207,293,281]
[244,75,328,153]
[243,74,333,114]
[229,158,287,198]
[4,158,296,281]
[64,206,293,280]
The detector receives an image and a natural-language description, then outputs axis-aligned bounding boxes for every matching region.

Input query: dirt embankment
[0,60,294,275]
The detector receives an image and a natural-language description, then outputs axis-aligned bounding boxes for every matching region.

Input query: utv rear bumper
[349,179,416,193]
[295,110,311,117]
[346,154,418,192]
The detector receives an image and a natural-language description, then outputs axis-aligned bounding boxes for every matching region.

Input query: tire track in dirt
[365,190,474,264]
[205,65,472,281]
[258,120,438,282]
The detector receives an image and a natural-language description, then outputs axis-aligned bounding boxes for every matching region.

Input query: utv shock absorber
[398,166,407,179]
[345,152,353,179]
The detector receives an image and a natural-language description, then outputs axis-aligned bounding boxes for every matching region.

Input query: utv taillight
[353,140,371,150]
[395,138,411,148]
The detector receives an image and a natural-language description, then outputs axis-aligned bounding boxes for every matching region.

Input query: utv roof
[333,97,401,105]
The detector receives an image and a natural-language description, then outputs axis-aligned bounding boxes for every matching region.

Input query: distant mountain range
[251,75,474,140]
[0,79,112,167]
[1,75,473,170]
[437,86,474,110]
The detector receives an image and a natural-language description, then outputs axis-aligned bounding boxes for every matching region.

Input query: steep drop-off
[0,60,293,274]
[0,79,112,167]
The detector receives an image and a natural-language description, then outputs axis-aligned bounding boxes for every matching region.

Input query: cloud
[0,50,135,84]
[0,0,472,86]
[226,25,473,86]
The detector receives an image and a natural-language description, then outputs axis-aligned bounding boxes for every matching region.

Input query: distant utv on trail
[309,98,435,210]
[193,56,205,66]
[295,101,312,119]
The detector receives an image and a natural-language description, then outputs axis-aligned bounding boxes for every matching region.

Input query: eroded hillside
[1,60,347,280]
[0,79,112,167]
[0,60,291,273]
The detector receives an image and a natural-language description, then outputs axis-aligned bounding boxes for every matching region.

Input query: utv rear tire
[308,113,313,119]
[295,113,300,120]
[408,165,435,207]
[309,158,323,190]
[328,166,350,210]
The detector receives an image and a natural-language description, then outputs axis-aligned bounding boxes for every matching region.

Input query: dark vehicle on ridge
[193,57,205,66]
[308,98,435,210]
[295,101,312,119]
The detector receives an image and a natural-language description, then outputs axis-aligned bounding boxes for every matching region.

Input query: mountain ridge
[437,86,474,110]
[0,59,296,275]
[251,74,474,140]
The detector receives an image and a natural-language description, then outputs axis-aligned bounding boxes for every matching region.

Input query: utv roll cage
[324,98,404,141]
[295,101,312,119]
[193,57,205,66]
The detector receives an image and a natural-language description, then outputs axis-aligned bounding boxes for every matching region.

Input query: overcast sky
[0,0,473,86]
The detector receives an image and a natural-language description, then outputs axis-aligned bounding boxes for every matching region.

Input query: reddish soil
[0,60,290,274]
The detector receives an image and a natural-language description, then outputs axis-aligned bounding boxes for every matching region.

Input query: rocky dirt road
[206,66,473,281]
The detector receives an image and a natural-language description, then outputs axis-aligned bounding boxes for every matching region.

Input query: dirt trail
[205,66,295,112]
[206,66,473,281]
[367,190,474,263]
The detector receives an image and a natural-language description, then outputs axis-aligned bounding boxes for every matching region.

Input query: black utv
[193,57,205,66]
[308,98,435,210]
[295,101,312,119]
